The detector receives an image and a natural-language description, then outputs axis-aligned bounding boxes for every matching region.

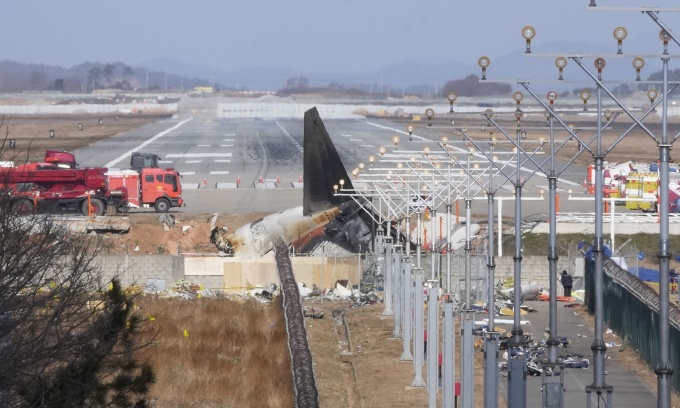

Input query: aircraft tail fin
[303,107,353,216]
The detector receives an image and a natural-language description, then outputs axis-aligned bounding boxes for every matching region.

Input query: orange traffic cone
[202,178,207,186]
[259,176,263,183]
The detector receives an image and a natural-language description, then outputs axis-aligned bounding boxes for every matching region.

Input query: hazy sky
[5,1,680,73]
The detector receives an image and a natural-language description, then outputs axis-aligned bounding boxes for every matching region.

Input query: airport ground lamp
[518,18,679,403]
[373,153,469,404]
[457,109,546,408]
[475,101,564,408]
[573,50,677,408]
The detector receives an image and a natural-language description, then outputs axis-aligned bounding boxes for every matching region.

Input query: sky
[4,0,680,75]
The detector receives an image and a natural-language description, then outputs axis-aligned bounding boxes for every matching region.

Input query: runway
[74,98,624,218]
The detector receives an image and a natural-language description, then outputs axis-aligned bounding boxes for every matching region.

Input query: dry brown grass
[138,297,294,408]
[306,302,506,408]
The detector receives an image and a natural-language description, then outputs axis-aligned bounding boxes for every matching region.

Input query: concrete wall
[221,256,360,292]
[95,253,583,293]
[96,255,184,287]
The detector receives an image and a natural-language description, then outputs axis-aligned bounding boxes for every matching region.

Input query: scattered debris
[304,307,325,318]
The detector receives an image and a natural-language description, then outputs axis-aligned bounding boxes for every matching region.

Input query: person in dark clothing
[561,270,573,297]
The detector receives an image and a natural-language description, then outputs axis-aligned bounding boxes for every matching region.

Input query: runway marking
[350,138,363,142]
[274,120,303,153]
[364,121,581,187]
[220,144,234,147]
[210,171,230,175]
[181,171,196,175]
[214,159,231,163]
[166,153,232,158]
[223,138,234,142]
[158,160,173,164]
[225,133,236,136]
[361,144,375,148]
[105,118,193,168]
[197,144,210,147]
[341,134,352,137]
[185,160,202,163]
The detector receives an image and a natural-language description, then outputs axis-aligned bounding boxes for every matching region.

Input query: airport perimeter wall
[95,254,579,292]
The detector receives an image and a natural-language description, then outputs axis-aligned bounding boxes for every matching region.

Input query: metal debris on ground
[304,307,325,318]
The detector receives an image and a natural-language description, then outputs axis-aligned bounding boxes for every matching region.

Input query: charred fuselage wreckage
[211,107,376,257]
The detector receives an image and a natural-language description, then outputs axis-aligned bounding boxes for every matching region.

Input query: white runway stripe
[210,171,230,175]
[181,171,196,175]
[214,159,231,163]
[104,118,193,168]
[185,160,201,163]
[166,153,232,158]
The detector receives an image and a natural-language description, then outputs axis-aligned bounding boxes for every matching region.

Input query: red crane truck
[0,150,127,216]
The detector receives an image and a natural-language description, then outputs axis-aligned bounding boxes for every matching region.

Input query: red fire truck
[106,152,183,213]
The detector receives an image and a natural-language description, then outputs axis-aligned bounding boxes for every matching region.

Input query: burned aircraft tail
[303,107,353,216]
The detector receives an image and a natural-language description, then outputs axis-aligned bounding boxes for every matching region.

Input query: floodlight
[440,136,448,146]
[580,89,591,111]
[521,25,536,53]
[423,146,431,157]
[513,91,524,110]
[604,109,613,121]
[379,146,387,157]
[392,135,400,147]
[447,92,457,113]
[358,163,365,172]
[547,91,557,109]
[478,56,490,80]
[594,57,606,75]
[333,184,338,193]
[632,57,645,81]
[648,88,658,110]
[555,57,567,80]
[339,179,345,187]
[660,29,672,45]
[369,155,375,166]
[613,26,627,54]
[514,109,523,127]
[397,162,403,169]
[425,108,434,127]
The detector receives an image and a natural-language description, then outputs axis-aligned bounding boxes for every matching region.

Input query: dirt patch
[99,212,268,255]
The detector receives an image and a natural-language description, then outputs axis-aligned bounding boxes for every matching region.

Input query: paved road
[494,300,656,407]
[73,97,630,218]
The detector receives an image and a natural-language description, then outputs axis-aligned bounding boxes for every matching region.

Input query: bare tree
[102,64,116,88]
[87,66,102,92]
[0,190,154,407]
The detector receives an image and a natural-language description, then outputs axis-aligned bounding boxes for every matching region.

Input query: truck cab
[140,168,183,212]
